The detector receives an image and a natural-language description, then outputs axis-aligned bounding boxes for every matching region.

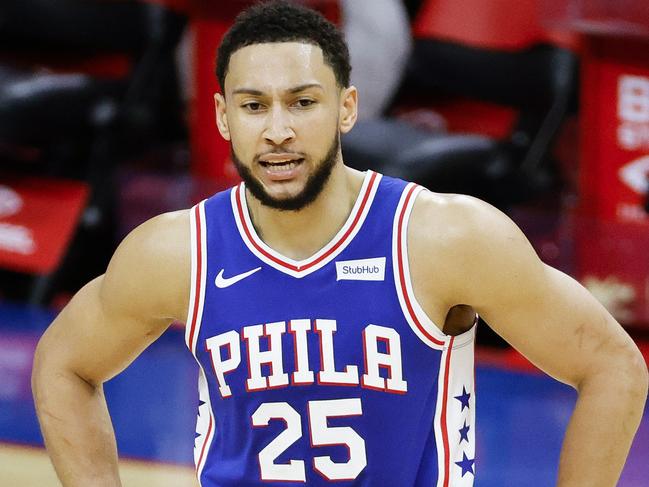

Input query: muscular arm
[32,210,190,487]
[410,192,648,487]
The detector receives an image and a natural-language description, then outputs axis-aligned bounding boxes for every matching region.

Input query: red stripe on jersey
[396,185,445,346]
[235,171,379,273]
[188,204,203,353]
[196,412,213,474]
[441,336,455,487]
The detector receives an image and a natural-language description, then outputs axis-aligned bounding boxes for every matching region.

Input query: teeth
[262,159,294,164]
[267,161,297,172]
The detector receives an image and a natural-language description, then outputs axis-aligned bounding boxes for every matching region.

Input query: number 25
[251,398,367,482]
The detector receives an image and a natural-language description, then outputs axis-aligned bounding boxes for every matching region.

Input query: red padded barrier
[0,178,89,275]
[413,0,578,51]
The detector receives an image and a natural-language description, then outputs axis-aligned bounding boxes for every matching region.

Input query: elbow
[578,343,648,408]
[31,337,49,409]
[614,345,648,410]
[31,332,64,409]
[628,348,649,429]
[632,347,649,400]
[31,331,100,407]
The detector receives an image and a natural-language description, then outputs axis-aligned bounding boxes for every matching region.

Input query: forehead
[224,42,337,94]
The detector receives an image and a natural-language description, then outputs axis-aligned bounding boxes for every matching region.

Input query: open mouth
[258,157,305,173]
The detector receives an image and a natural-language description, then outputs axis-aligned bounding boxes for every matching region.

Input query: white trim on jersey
[434,336,453,487]
[433,335,476,487]
[392,183,447,350]
[393,181,478,484]
[185,201,208,355]
[185,201,216,485]
[231,170,382,278]
[392,183,476,351]
[194,368,216,485]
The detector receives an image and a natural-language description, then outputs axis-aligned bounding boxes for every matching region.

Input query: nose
[263,104,295,146]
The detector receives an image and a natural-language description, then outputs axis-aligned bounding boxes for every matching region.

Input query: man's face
[215,42,357,210]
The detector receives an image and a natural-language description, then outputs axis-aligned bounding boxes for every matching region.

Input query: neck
[245,164,365,260]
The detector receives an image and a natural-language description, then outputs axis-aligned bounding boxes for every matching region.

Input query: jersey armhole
[185,200,208,356]
[392,183,476,350]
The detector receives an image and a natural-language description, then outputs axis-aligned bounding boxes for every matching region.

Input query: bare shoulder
[407,189,541,307]
[100,209,191,323]
[409,189,525,248]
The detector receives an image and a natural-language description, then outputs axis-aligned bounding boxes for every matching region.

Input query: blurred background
[0,0,647,485]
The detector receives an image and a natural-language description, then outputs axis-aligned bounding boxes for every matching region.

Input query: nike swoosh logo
[215,267,262,288]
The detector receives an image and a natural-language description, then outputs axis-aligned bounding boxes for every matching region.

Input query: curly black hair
[216,1,351,90]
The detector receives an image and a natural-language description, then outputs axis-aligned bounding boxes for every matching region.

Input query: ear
[214,92,231,141]
[339,86,358,134]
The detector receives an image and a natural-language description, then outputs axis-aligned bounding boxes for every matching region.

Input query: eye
[293,98,315,108]
[243,102,264,112]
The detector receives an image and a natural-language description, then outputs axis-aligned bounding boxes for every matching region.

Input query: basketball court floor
[1,301,646,486]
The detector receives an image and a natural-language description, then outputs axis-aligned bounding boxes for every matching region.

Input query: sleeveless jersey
[185,171,476,487]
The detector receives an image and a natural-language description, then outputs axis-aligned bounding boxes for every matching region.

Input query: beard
[231,134,340,212]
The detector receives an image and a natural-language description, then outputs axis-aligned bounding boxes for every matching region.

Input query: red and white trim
[436,336,454,487]
[185,201,216,484]
[433,334,476,487]
[392,183,448,349]
[194,368,216,485]
[393,182,477,484]
[231,170,382,278]
[185,201,208,356]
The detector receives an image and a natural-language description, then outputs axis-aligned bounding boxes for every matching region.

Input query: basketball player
[32,2,647,486]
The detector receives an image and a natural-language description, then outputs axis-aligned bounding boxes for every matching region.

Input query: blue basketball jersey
[185,171,476,486]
